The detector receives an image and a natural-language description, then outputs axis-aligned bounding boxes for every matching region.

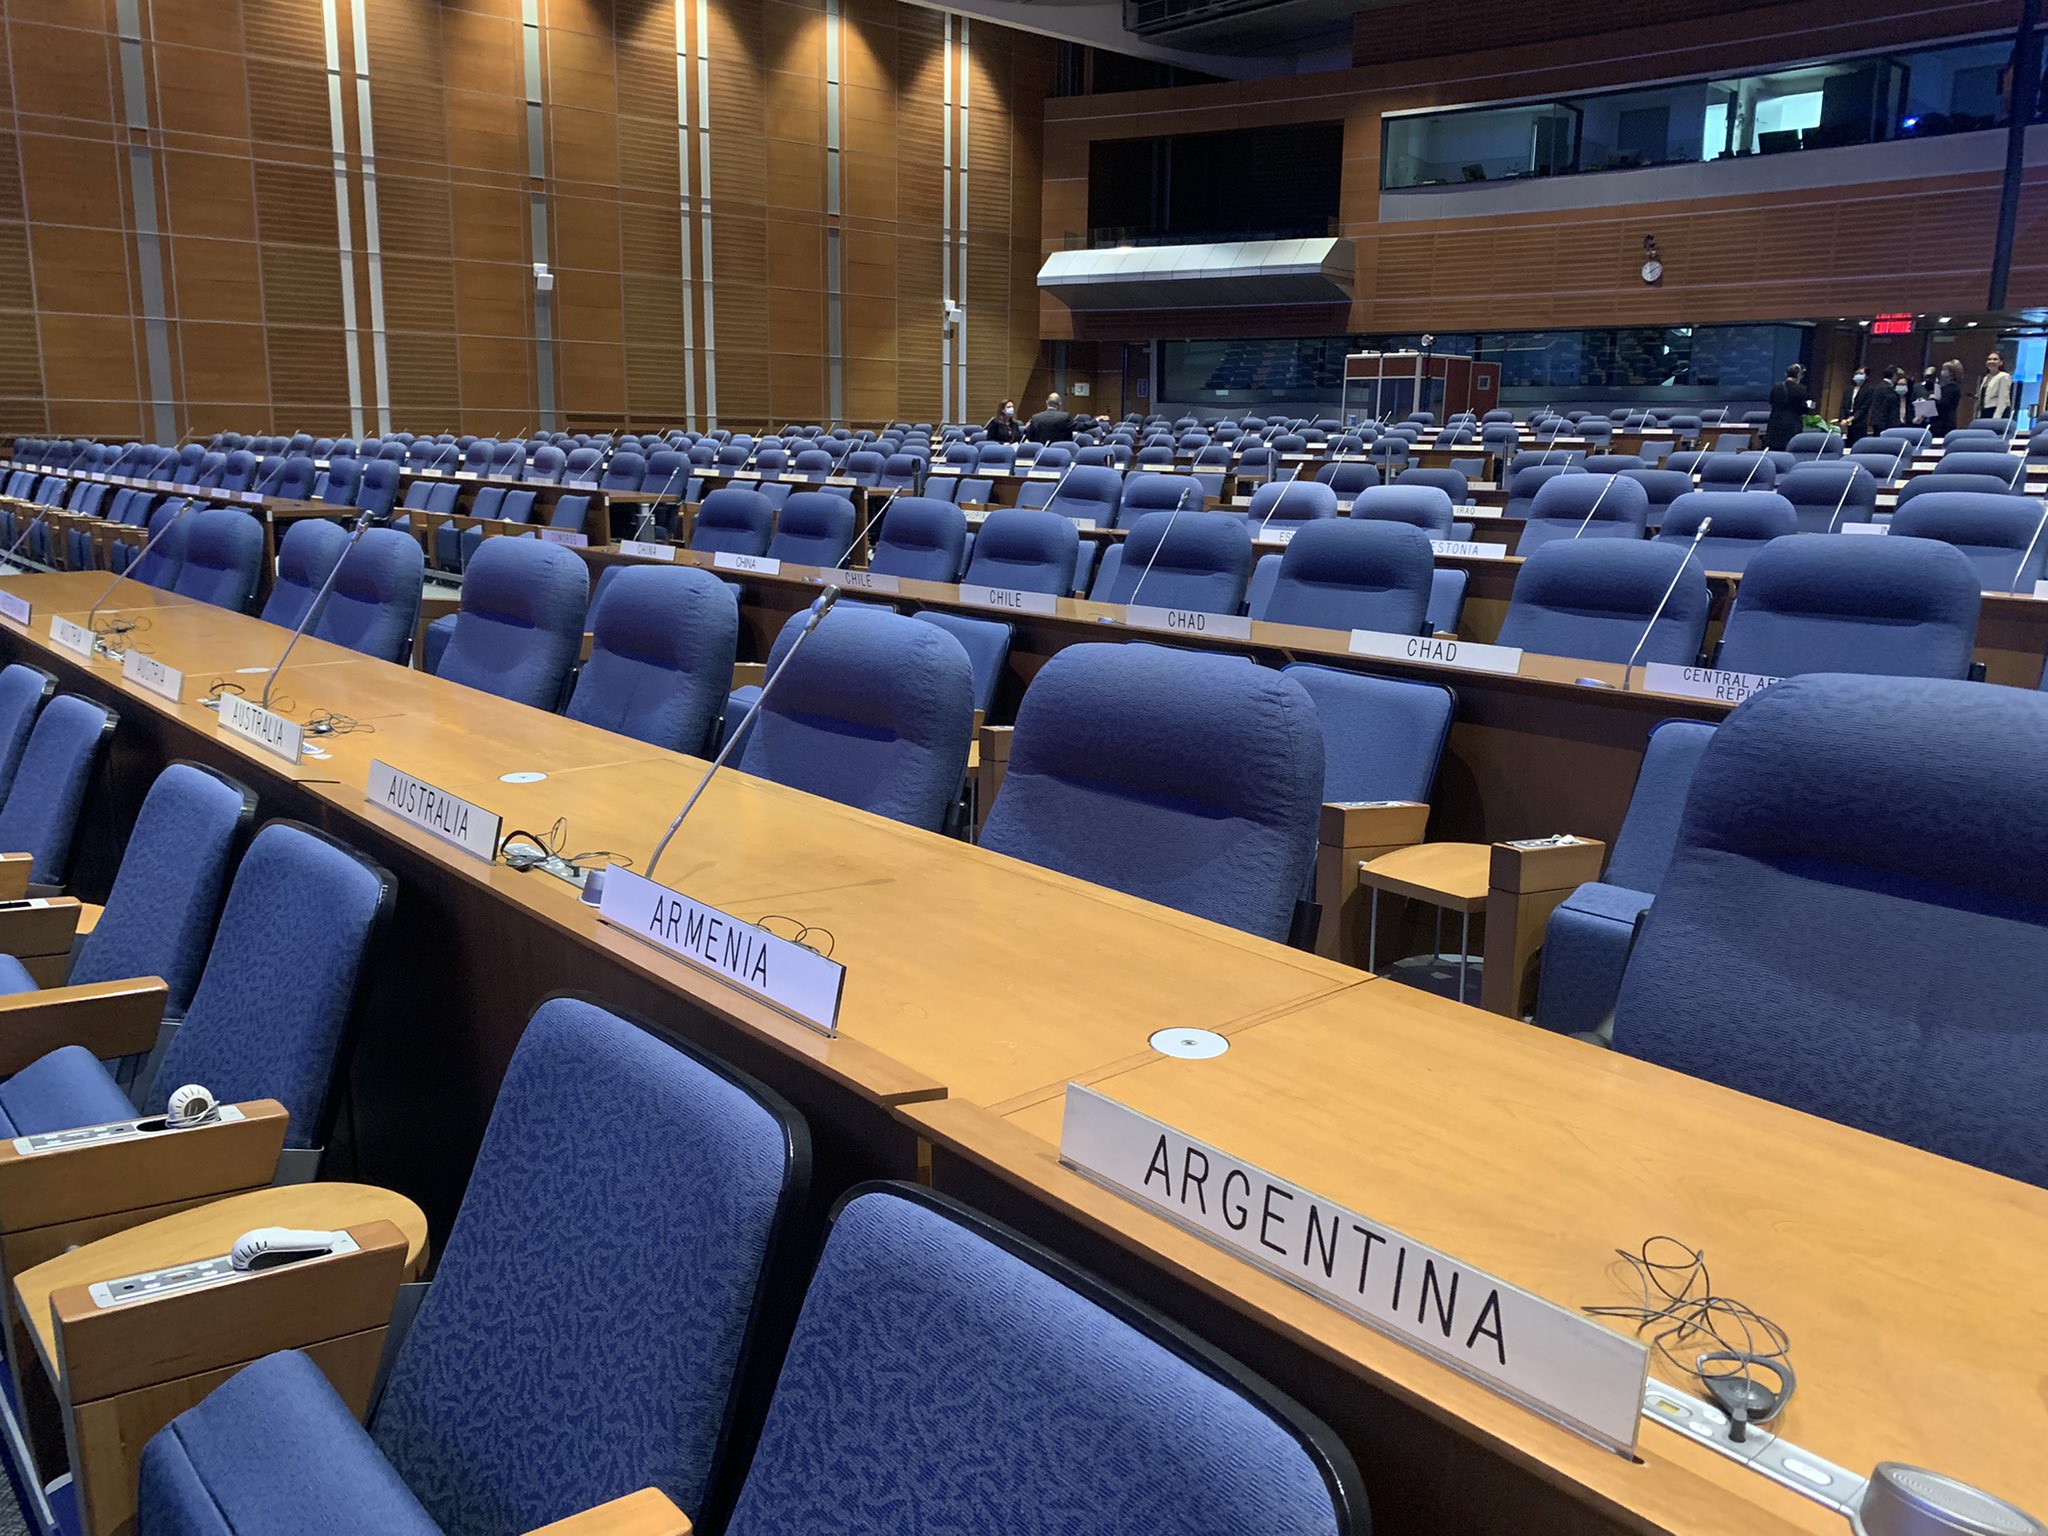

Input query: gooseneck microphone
[1255,466,1305,541]
[645,585,842,880]
[85,497,203,631]
[1125,482,1201,609]
[1570,474,1619,537]
[261,508,377,708]
[1622,516,1711,693]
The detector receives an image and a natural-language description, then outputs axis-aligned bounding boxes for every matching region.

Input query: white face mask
[1896,383,1909,395]
[1854,373,1867,384]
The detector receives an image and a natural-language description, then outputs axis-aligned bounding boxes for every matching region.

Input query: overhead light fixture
[1939,316,1952,324]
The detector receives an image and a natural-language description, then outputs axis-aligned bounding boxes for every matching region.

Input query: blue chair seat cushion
[0,953,39,996]
[1534,883,1654,1039]
[0,1044,139,1137]
[139,1350,440,1536]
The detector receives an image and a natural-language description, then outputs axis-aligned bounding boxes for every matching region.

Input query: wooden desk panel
[915,985,2048,1536]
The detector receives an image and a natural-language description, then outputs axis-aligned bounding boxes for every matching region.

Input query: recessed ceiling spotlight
[1939,315,1952,323]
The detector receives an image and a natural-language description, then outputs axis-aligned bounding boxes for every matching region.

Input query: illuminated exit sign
[1872,313,1915,336]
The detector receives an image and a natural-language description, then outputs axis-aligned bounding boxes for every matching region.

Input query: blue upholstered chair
[0,821,391,1156]
[0,694,117,891]
[1043,465,1122,527]
[1619,468,1694,530]
[1532,720,1716,1038]
[1716,534,1982,680]
[982,644,1323,942]
[1611,675,2048,1185]
[1243,478,1338,538]
[1498,540,1710,666]
[431,537,589,709]
[136,997,810,1533]
[721,1185,1362,1536]
[1315,461,1380,509]
[1654,490,1797,573]
[1517,474,1650,556]
[0,664,55,806]
[1933,451,2027,487]
[311,529,424,664]
[568,567,738,754]
[1698,452,1776,491]
[1785,430,1844,458]
[689,489,775,557]
[869,497,966,581]
[1350,483,1454,536]
[1281,663,1453,806]
[1092,511,1250,613]
[908,611,1010,720]
[355,458,400,517]
[1775,463,1879,533]
[259,520,350,632]
[1501,462,1582,519]
[270,456,318,499]
[1395,466,1471,506]
[171,509,265,611]
[1251,519,1433,635]
[766,492,856,567]
[1116,473,1201,528]
[0,761,253,1020]
[1896,472,2025,509]
[738,606,974,832]
[961,510,1079,596]
[317,457,362,507]
[1890,492,2048,592]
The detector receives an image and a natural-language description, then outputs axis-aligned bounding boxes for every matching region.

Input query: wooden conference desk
[6,573,2043,1536]
[912,988,2048,1536]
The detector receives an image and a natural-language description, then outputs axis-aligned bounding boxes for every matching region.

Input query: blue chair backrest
[1940,430,2008,455]
[1518,473,1650,554]
[259,519,350,631]
[0,694,114,886]
[272,456,319,498]
[526,444,567,484]
[963,510,1079,596]
[690,488,775,556]
[1612,675,2048,1186]
[601,451,648,492]
[568,566,738,754]
[976,443,1016,471]
[72,762,253,1012]
[1281,663,1453,805]
[143,819,391,1148]
[314,529,425,664]
[1774,463,1878,532]
[490,440,525,477]
[437,537,590,708]
[642,451,689,497]
[563,447,603,485]
[171,508,265,611]
[1785,431,1844,458]
[1245,479,1338,530]
[981,644,1323,942]
[1395,466,1470,506]
[355,458,400,515]
[1350,483,1452,535]
[738,606,974,832]
[1315,461,1380,503]
[1095,510,1251,613]
[868,497,965,582]
[130,501,192,587]
[766,492,857,567]
[320,457,362,506]
[1717,534,1982,679]
[1255,519,1433,636]
[1044,465,1122,527]
[1934,451,2027,486]
[0,665,52,803]
[1655,489,1798,572]
[1698,453,1777,491]
[1498,539,1710,666]
[724,1186,1358,1536]
[1604,719,1718,894]
[1116,473,1199,528]
[366,997,806,1530]
[1890,492,2048,593]
[1619,468,1694,527]
[909,611,1011,719]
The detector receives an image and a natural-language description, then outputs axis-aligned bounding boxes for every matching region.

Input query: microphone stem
[1623,524,1709,692]
[263,511,375,707]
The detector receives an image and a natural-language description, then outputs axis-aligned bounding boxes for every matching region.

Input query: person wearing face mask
[984,400,1022,444]
[1840,367,1873,443]
[1932,361,1963,438]
[1865,367,1909,436]
[1766,363,1812,451]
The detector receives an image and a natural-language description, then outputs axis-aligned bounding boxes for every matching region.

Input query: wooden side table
[1359,842,1492,1003]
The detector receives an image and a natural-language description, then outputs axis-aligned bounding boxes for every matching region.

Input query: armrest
[0,976,168,1076]
[974,723,1014,837]
[0,1099,289,1236]
[1314,802,1431,966]
[0,854,32,901]
[526,1490,693,1536]
[1480,837,1608,1020]
[48,1219,408,1403]
[0,896,84,962]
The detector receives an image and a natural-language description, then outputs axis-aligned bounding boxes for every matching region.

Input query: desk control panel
[87,1230,360,1309]
[12,1103,247,1157]
[1643,1378,1867,1516]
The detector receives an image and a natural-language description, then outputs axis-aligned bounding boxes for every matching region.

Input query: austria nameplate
[1058,1084,1649,1454]
[366,760,502,862]
[599,867,845,1035]
[122,650,183,704]
[49,616,96,659]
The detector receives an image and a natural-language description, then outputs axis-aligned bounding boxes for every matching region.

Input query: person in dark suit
[1766,364,1811,451]
[1839,369,1873,443]
[1864,367,1908,437]
[1025,394,1074,445]
[1932,362,1963,439]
